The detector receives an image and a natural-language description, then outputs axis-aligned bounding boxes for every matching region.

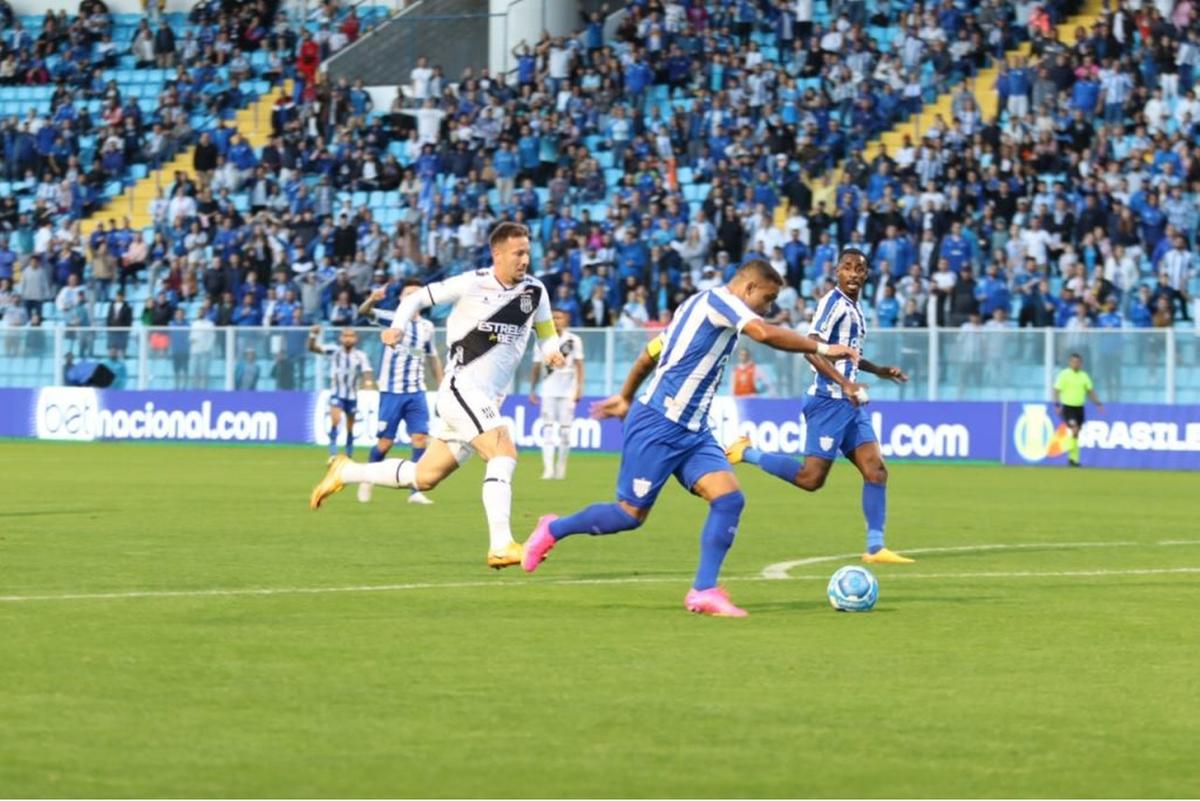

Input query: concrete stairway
[809,0,1105,210]
[80,82,288,237]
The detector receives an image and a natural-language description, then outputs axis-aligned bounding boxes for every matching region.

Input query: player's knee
[410,433,427,449]
[797,470,825,491]
[868,464,888,484]
[710,489,745,517]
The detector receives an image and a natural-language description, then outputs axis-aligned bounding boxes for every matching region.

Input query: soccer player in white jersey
[521,260,858,617]
[356,280,443,505]
[308,326,374,461]
[530,309,584,480]
[726,249,915,565]
[310,223,566,569]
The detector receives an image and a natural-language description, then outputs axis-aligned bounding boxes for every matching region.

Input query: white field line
[757,540,1200,580]
[0,561,1198,605]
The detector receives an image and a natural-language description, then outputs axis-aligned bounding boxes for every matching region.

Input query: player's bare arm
[306,325,324,355]
[743,319,859,362]
[858,357,908,384]
[357,287,387,317]
[428,351,443,385]
[573,350,584,404]
[529,362,542,405]
[590,335,662,420]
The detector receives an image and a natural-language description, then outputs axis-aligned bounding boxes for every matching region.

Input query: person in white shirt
[189,303,216,388]
[530,310,584,480]
[402,99,447,146]
[311,223,566,570]
[410,56,433,102]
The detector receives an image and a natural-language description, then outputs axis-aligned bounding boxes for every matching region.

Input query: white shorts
[539,396,576,427]
[432,374,505,460]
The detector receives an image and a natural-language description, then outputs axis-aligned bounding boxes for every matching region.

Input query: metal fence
[3,326,1197,404]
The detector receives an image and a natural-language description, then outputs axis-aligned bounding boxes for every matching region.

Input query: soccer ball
[827,566,879,612]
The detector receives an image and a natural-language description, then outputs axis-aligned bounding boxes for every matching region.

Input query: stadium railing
[3,326,1196,405]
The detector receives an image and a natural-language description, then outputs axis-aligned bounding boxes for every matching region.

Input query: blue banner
[1004,402,1200,471]
[2,388,1195,470]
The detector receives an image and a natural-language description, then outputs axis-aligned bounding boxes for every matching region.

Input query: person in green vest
[1053,352,1105,467]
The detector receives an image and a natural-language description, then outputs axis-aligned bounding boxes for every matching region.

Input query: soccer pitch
[2,441,1197,798]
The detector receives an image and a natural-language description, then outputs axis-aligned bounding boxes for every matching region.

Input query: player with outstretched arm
[356,280,443,505]
[521,259,858,617]
[308,326,373,461]
[310,223,566,569]
[725,248,916,565]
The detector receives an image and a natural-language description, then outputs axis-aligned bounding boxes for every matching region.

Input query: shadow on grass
[0,509,111,519]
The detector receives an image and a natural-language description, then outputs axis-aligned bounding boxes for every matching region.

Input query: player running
[725,248,915,565]
[521,259,858,617]
[530,309,584,480]
[308,326,374,461]
[310,223,566,569]
[356,281,443,505]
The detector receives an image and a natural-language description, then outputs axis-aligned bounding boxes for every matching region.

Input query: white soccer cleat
[553,469,567,480]
[408,491,434,505]
[540,471,554,480]
[357,482,372,503]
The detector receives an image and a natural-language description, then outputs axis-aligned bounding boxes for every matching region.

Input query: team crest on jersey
[632,478,651,498]
[520,292,534,314]
[819,436,834,451]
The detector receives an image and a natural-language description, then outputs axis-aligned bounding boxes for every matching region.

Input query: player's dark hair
[839,247,868,263]
[489,222,530,249]
[735,259,784,285]
[402,279,422,289]
[1069,352,1082,360]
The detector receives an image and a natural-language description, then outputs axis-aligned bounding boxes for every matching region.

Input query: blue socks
[759,453,801,484]
[549,502,641,539]
[411,446,425,463]
[863,481,886,553]
[693,491,745,590]
[368,446,383,463]
[328,425,339,457]
[344,425,354,457]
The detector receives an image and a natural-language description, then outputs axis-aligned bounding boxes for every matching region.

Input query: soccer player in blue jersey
[308,326,374,460]
[521,260,858,617]
[726,248,915,565]
[356,280,443,505]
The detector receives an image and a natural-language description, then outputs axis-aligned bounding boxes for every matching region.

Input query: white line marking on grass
[780,567,1200,581]
[0,567,1197,604]
[1157,540,1200,546]
[759,541,1142,580]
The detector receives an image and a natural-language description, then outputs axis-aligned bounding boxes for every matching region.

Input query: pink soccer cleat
[522,514,560,573]
[684,586,748,618]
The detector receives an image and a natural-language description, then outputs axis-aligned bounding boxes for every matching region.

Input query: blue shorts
[330,396,357,418]
[803,394,876,459]
[377,391,430,441]
[615,402,731,509]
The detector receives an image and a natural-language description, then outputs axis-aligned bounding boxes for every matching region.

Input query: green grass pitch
[1,441,1198,798]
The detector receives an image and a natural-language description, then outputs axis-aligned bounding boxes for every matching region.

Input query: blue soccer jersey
[807,287,865,400]
[371,309,434,394]
[639,287,761,431]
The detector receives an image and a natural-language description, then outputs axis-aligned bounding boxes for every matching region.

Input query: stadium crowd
[0,0,1197,363]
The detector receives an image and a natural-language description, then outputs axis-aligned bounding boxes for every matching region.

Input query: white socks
[555,427,571,479]
[482,456,516,550]
[341,458,417,488]
[541,423,557,477]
